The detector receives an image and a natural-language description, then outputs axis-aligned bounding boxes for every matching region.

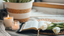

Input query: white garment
[0,20,11,36]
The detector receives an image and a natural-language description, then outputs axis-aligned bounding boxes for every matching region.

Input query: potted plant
[4,0,34,22]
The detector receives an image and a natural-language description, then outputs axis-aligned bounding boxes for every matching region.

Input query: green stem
[19,0,22,3]
[4,0,7,2]
[12,0,13,2]
[9,0,11,2]
[22,0,24,3]
[15,0,17,3]
[60,28,64,30]
[4,0,32,3]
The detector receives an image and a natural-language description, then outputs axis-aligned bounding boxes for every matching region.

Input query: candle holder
[12,21,20,31]
[4,14,13,28]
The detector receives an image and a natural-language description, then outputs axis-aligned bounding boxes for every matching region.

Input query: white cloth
[0,20,11,36]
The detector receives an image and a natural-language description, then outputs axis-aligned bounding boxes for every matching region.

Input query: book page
[23,21,38,30]
[38,21,46,29]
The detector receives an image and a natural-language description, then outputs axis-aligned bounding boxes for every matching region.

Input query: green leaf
[11,0,13,2]
[4,0,7,2]
[19,0,22,3]
[47,27,54,30]
[15,0,17,3]
[60,28,64,30]
[47,22,64,30]
[9,0,12,2]
[4,0,32,3]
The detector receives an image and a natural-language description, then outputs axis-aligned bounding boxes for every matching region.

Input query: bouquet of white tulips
[40,21,64,34]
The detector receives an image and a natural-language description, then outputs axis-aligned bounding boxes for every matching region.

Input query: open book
[21,21,51,31]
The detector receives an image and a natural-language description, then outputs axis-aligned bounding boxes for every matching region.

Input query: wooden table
[7,30,64,36]
[6,17,64,36]
[6,9,64,36]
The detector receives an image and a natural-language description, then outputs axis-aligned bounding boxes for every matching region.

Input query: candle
[12,21,19,30]
[4,14,13,28]
[0,0,3,9]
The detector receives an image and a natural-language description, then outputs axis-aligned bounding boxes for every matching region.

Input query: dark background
[0,9,7,20]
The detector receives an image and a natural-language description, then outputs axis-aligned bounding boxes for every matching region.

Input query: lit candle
[12,20,19,30]
[4,14,13,28]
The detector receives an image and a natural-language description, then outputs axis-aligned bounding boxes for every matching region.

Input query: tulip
[40,24,47,30]
[45,21,52,27]
[53,27,60,34]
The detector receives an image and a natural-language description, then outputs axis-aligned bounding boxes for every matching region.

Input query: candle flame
[7,14,11,19]
[7,14,9,18]
[15,24,17,26]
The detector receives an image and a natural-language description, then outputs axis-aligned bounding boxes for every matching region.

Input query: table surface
[7,30,64,36]
[6,17,64,36]
[6,9,64,36]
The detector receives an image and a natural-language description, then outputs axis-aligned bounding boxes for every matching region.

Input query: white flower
[53,27,60,34]
[49,24,53,27]
[40,24,47,30]
[45,21,52,27]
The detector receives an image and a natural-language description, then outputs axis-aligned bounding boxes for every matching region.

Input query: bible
[20,21,51,31]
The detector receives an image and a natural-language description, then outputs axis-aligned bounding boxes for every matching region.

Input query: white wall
[43,0,64,3]
[0,0,3,9]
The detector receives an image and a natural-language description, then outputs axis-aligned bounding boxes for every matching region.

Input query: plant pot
[4,0,34,23]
